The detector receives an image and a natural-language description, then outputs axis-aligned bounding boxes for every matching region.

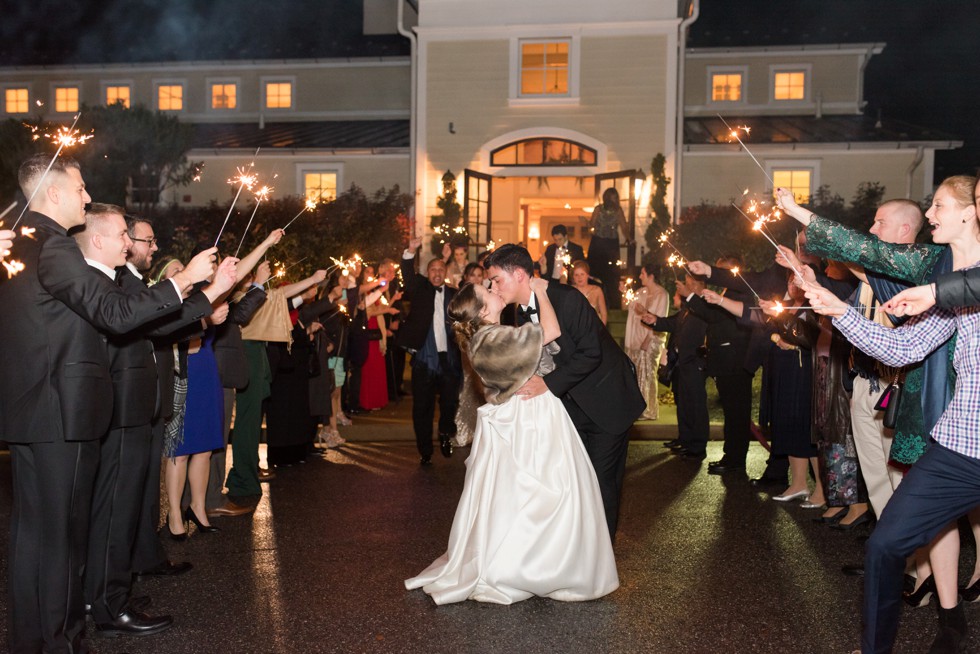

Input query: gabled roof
[684,115,961,149]
[190,121,409,151]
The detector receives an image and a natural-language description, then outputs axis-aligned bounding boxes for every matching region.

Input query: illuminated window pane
[55,86,79,112]
[772,169,811,203]
[304,172,337,202]
[490,138,597,166]
[158,85,183,111]
[711,73,742,102]
[5,88,28,113]
[105,86,130,108]
[520,40,569,96]
[266,82,292,109]
[774,71,806,100]
[211,83,236,109]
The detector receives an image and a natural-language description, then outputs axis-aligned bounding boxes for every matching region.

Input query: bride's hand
[517,375,548,399]
[529,277,549,294]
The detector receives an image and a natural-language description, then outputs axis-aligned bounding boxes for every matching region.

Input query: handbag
[657,348,678,388]
[874,373,903,430]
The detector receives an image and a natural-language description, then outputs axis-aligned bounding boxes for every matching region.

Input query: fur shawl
[468,323,543,405]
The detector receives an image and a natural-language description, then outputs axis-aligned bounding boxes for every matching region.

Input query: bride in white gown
[404,278,618,605]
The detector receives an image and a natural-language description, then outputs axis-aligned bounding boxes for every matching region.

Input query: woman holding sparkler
[798,176,980,654]
[586,188,629,310]
[623,264,669,420]
[570,260,607,325]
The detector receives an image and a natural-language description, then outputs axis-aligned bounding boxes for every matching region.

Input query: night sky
[0,0,976,181]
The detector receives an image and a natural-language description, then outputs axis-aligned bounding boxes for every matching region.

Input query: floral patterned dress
[804,215,956,465]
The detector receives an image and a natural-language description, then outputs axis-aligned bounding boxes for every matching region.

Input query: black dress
[265,320,318,465]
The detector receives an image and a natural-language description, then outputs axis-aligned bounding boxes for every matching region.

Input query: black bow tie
[435,286,444,294]
[518,305,538,319]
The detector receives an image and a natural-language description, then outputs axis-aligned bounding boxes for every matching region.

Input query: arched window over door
[490,138,597,167]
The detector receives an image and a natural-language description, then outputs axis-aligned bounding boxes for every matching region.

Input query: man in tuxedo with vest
[485,244,645,537]
[0,154,219,653]
[76,205,237,637]
[399,237,462,465]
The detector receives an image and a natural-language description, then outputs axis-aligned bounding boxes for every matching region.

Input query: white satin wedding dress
[405,324,618,605]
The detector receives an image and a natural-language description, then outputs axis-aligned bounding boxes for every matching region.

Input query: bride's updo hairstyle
[448,282,487,347]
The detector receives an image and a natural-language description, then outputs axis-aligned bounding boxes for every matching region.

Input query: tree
[76,103,200,215]
[428,170,464,256]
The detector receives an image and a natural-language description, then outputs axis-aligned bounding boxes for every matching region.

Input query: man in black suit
[484,244,645,537]
[539,224,585,283]
[0,154,219,653]
[399,237,462,465]
[643,275,710,461]
[685,257,754,474]
[76,205,238,637]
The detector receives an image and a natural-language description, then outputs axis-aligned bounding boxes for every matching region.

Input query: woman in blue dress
[164,306,228,538]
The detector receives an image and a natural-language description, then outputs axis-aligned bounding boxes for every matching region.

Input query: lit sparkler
[214,162,259,247]
[729,266,760,300]
[717,115,775,188]
[2,259,25,277]
[657,231,691,262]
[13,112,88,229]
[233,184,274,258]
[282,198,317,231]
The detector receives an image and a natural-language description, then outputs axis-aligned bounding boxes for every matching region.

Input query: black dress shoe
[707,461,745,474]
[160,522,187,542]
[662,439,681,449]
[841,564,865,576]
[749,476,786,488]
[420,455,432,466]
[95,609,173,637]
[439,435,453,458]
[129,595,152,612]
[677,448,706,461]
[135,560,193,578]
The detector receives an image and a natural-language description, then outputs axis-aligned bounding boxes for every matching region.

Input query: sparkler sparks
[657,231,691,262]
[214,162,259,247]
[718,115,775,188]
[2,259,25,277]
[13,112,89,230]
[282,198,317,231]
[729,266,760,300]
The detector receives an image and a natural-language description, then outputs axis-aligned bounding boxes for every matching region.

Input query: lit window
[304,173,337,202]
[105,86,130,108]
[5,88,28,113]
[211,83,237,109]
[158,85,183,111]
[266,82,292,109]
[55,86,79,112]
[774,71,806,100]
[520,40,569,96]
[711,73,742,102]
[772,169,811,203]
[491,138,597,166]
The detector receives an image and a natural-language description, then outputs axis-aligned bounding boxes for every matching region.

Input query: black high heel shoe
[184,506,220,533]
[813,509,847,525]
[161,521,188,542]
[961,578,980,603]
[830,511,874,532]
[903,575,935,608]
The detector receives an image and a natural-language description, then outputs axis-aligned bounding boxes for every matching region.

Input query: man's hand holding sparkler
[172,247,220,294]
[0,229,14,261]
[202,257,240,304]
[254,261,272,286]
[685,260,711,278]
[802,281,849,318]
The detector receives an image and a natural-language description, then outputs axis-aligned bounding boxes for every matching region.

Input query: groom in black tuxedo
[485,244,645,537]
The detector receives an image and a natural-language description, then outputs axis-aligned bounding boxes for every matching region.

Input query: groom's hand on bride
[517,375,548,399]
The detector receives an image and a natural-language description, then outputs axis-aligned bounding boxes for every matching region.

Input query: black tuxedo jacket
[0,211,187,444]
[654,302,708,368]
[527,282,644,435]
[685,294,751,378]
[542,240,585,279]
[109,265,213,427]
[397,254,460,365]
